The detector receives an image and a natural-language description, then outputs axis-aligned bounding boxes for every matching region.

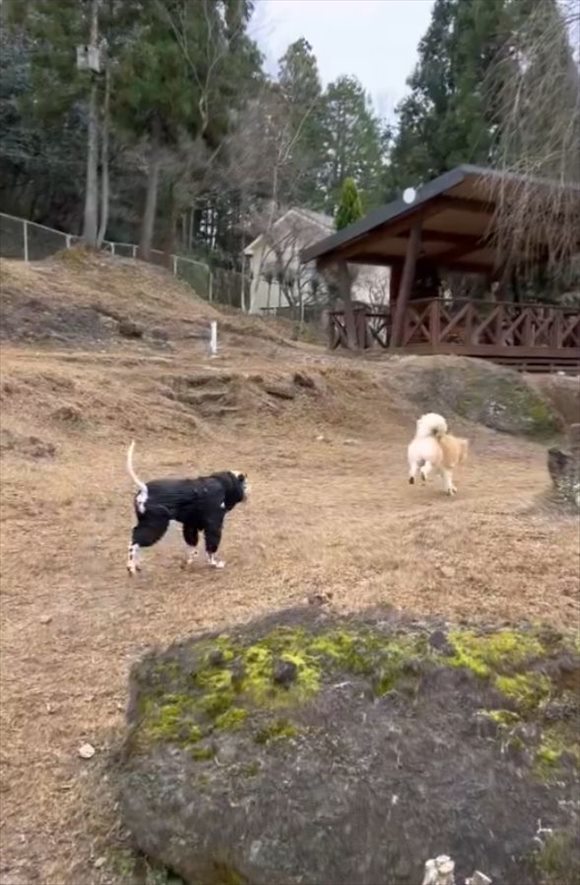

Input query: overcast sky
[250,0,435,119]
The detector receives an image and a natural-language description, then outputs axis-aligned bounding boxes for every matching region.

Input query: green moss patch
[255,718,298,745]
[447,629,556,712]
[448,629,544,677]
[129,619,579,783]
[534,725,580,781]
[130,625,431,754]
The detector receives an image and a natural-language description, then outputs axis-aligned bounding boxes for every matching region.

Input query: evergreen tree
[335,177,363,230]
[319,75,385,213]
[111,0,260,256]
[387,0,517,194]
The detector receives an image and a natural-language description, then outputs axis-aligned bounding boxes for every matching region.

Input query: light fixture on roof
[402,187,417,205]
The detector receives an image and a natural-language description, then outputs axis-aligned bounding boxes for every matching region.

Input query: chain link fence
[0,212,246,309]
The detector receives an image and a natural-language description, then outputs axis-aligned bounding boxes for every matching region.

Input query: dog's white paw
[185,550,199,566]
[127,563,137,576]
[207,554,225,569]
[446,486,457,496]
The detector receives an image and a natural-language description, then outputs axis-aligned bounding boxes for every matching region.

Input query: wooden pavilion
[302,165,580,374]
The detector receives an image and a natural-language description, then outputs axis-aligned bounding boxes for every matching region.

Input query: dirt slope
[0,252,578,884]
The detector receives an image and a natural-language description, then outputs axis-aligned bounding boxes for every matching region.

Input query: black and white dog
[126,441,247,575]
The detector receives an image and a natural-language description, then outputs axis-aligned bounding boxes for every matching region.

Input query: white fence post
[23,220,29,262]
[65,234,72,249]
[172,255,178,276]
[209,321,218,357]
[110,242,116,256]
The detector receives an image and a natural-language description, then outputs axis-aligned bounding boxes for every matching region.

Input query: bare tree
[488,0,580,275]
[250,209,328,317]
[228,87,320,271]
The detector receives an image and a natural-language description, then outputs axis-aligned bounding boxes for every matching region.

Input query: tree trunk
[162,184,179,268]
[82,0,100,248]
[83,81,100,247]
[97,62,110,248]
[139,119,162,261]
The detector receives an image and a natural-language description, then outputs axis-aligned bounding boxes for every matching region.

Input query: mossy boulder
[388,355,561,438]
[119,609,579,885]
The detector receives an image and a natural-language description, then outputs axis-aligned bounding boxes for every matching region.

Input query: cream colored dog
[407,412,469,496]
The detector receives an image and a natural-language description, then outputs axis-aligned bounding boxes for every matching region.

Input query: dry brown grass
[0,255,578,884]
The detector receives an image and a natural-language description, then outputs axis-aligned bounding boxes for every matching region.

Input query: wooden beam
[339,213,421,261]
[424,258,494,274]
[397,230,488,246]
[347,253,406,266]
[431,195,495,215]
[390,218,422,349]
[429,240,487,265]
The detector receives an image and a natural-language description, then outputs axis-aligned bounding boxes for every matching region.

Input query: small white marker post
[208,320,218,358]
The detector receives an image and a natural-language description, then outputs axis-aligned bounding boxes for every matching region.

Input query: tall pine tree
[387,0,516,194]
[319,75,385,214]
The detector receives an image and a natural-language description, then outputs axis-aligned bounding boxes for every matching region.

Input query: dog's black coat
[131,471,246,556]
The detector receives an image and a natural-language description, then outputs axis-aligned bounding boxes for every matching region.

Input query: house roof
[243,206,333,257]
[301,164,580,272]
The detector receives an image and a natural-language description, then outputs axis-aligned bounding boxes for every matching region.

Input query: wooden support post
[389,262,403,304]
[388,262,402,347]
[390,219,421,348]
[336,259,357,349]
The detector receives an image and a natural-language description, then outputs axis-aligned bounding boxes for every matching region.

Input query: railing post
[495,303,505,346]
[522,307,533,347]
[430,299,440,348]
[465,302,473,346]
[23,220,29,262]
[552,309,563,348]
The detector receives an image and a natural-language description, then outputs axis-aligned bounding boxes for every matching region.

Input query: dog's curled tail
[416,412,448,439]
[127,440,148,513]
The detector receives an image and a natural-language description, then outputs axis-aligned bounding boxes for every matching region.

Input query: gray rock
[264,381,295,400]
[272,658,298,687]
[547,423,580,509]
[119,609,579,885]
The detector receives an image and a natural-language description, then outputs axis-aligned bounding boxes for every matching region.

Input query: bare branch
[486,0,580,275]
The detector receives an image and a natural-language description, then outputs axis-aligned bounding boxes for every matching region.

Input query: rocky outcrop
[548,423,580,509]
[118,609,580,885]
[386,355,562,438]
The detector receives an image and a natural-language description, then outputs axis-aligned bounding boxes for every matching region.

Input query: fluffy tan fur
[408,412,469,496]
[438,433,469,469]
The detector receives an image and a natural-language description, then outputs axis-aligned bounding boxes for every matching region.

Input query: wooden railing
[327,299,580,370]
[401,299,580,354]
[328,307,390,350]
